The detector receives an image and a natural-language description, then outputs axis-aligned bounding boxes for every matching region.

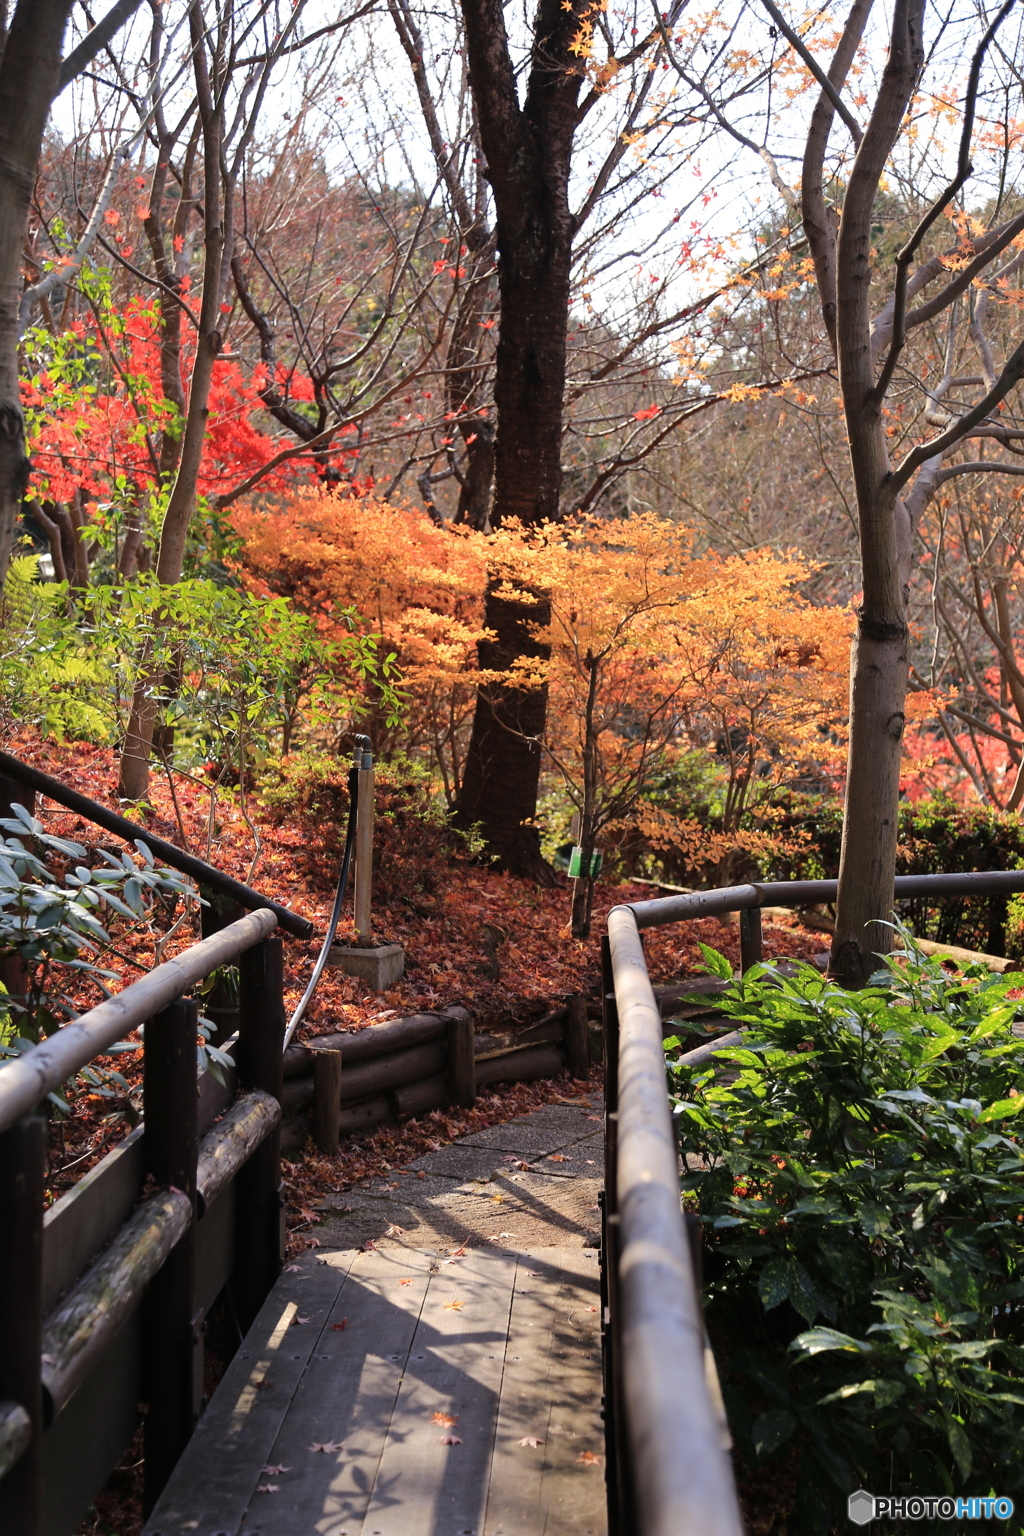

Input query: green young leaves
[669,942,1024,1515]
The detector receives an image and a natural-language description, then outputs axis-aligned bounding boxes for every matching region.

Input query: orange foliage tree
[235,492,853,932]
[232,490,489,801]
[486,517,852,935]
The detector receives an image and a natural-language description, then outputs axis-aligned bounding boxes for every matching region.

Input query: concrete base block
[328,942,405,991]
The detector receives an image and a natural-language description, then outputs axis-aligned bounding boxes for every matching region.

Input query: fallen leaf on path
[309,1441,344,1453]
[399,1277,413,1286]
[519,1436,544,1448]
[262,1464,291,1475]
[416,1170,426,1179]
[576,1451,603,1466]
[585,1114,602,1122]
[547,1153,568,1162]
[360,1239,377,1252]
[586,1306,598,1312]
[330,1319,348,1331]
[386,1223,406,1236]
[444,1299,464,1311]
[292,1315,312,1326]
[490,1194,504,1203]
[256,1483,279,1493]
[283,1264,302,1273]
[432,1412,459,1426]
[439,1436,463,1445]
[305,1237,322,1249]
[298,1207,320,1223]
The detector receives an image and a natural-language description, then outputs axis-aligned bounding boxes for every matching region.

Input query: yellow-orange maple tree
[234,492,853,932]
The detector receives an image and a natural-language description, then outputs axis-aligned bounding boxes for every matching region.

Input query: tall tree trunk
[829,0,925,986]
[0,2,73,588]
[455,0,582,878]
[457,578,550,873]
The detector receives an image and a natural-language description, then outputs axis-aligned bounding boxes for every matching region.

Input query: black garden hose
[281,736,369,1051]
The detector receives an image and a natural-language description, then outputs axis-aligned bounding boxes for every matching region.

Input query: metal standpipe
[607,903,744,1536]
[353,735,374,944]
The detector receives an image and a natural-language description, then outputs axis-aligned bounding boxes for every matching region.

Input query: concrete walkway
[312,1098,605,1255]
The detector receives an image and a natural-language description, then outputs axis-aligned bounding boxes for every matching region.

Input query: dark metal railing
[602,868,1024,1536]
[0,750,313,939]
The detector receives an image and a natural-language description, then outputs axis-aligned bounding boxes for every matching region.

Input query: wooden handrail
[0,909,277,1135]
[604,863,1024,1533]
[0,750,312,939]
[627,869,1024,931]
[607,905,744,1536]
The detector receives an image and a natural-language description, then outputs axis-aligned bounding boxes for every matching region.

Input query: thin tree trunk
[829,0,925,986]
[0,2,73,587]
[119,2,225,801]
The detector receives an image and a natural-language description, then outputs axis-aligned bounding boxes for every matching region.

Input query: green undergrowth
[668,942,1024,1534]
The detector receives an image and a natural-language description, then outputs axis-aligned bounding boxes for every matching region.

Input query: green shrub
[669,945,1024,1532]
[755,793,1024,956]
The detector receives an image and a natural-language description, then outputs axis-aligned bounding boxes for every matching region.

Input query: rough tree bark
[454,0,585,877]
[0,0,145,588]
[827,0,925,984]
[0,4,74,589]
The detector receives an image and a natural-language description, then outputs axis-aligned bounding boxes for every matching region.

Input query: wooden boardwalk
[142,1244,606,1536]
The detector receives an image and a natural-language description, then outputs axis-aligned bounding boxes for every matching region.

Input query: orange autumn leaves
[233,491,855,854]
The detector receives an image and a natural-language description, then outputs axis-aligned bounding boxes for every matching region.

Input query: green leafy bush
[754,793,1024,956]
[669,945,1024,1532]
[0,803,203,1104]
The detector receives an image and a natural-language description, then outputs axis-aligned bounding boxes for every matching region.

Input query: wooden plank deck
[142,1245,606,1536]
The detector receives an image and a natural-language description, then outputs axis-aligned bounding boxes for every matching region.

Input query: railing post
[0,1114,44,1536]
[312,1047,344,1153]
[739,905,763,973]
[565,991,590,1080]
[235,936,285,1329]
[142,997,199,1516]
[446,1012,476,1109]
[199,891,244,1045]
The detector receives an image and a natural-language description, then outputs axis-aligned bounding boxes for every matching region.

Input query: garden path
[142,1102,607,1536]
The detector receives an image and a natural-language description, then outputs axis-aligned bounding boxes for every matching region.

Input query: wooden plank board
[142,1253,355,1536]
[359,1247,518,1536]
[42,1126,143,1314]
[230,1246,437,1536]
[483,1248,605,1536]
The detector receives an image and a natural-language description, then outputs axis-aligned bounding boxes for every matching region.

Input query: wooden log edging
[195,1090,280,1216]
[278,998,593,1150]
[40,1189,192,1422]
[0,1402,31,1482]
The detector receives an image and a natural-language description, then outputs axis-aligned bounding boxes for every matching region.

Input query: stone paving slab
[313,1103,605,1254]
[458,1098,604,1156]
